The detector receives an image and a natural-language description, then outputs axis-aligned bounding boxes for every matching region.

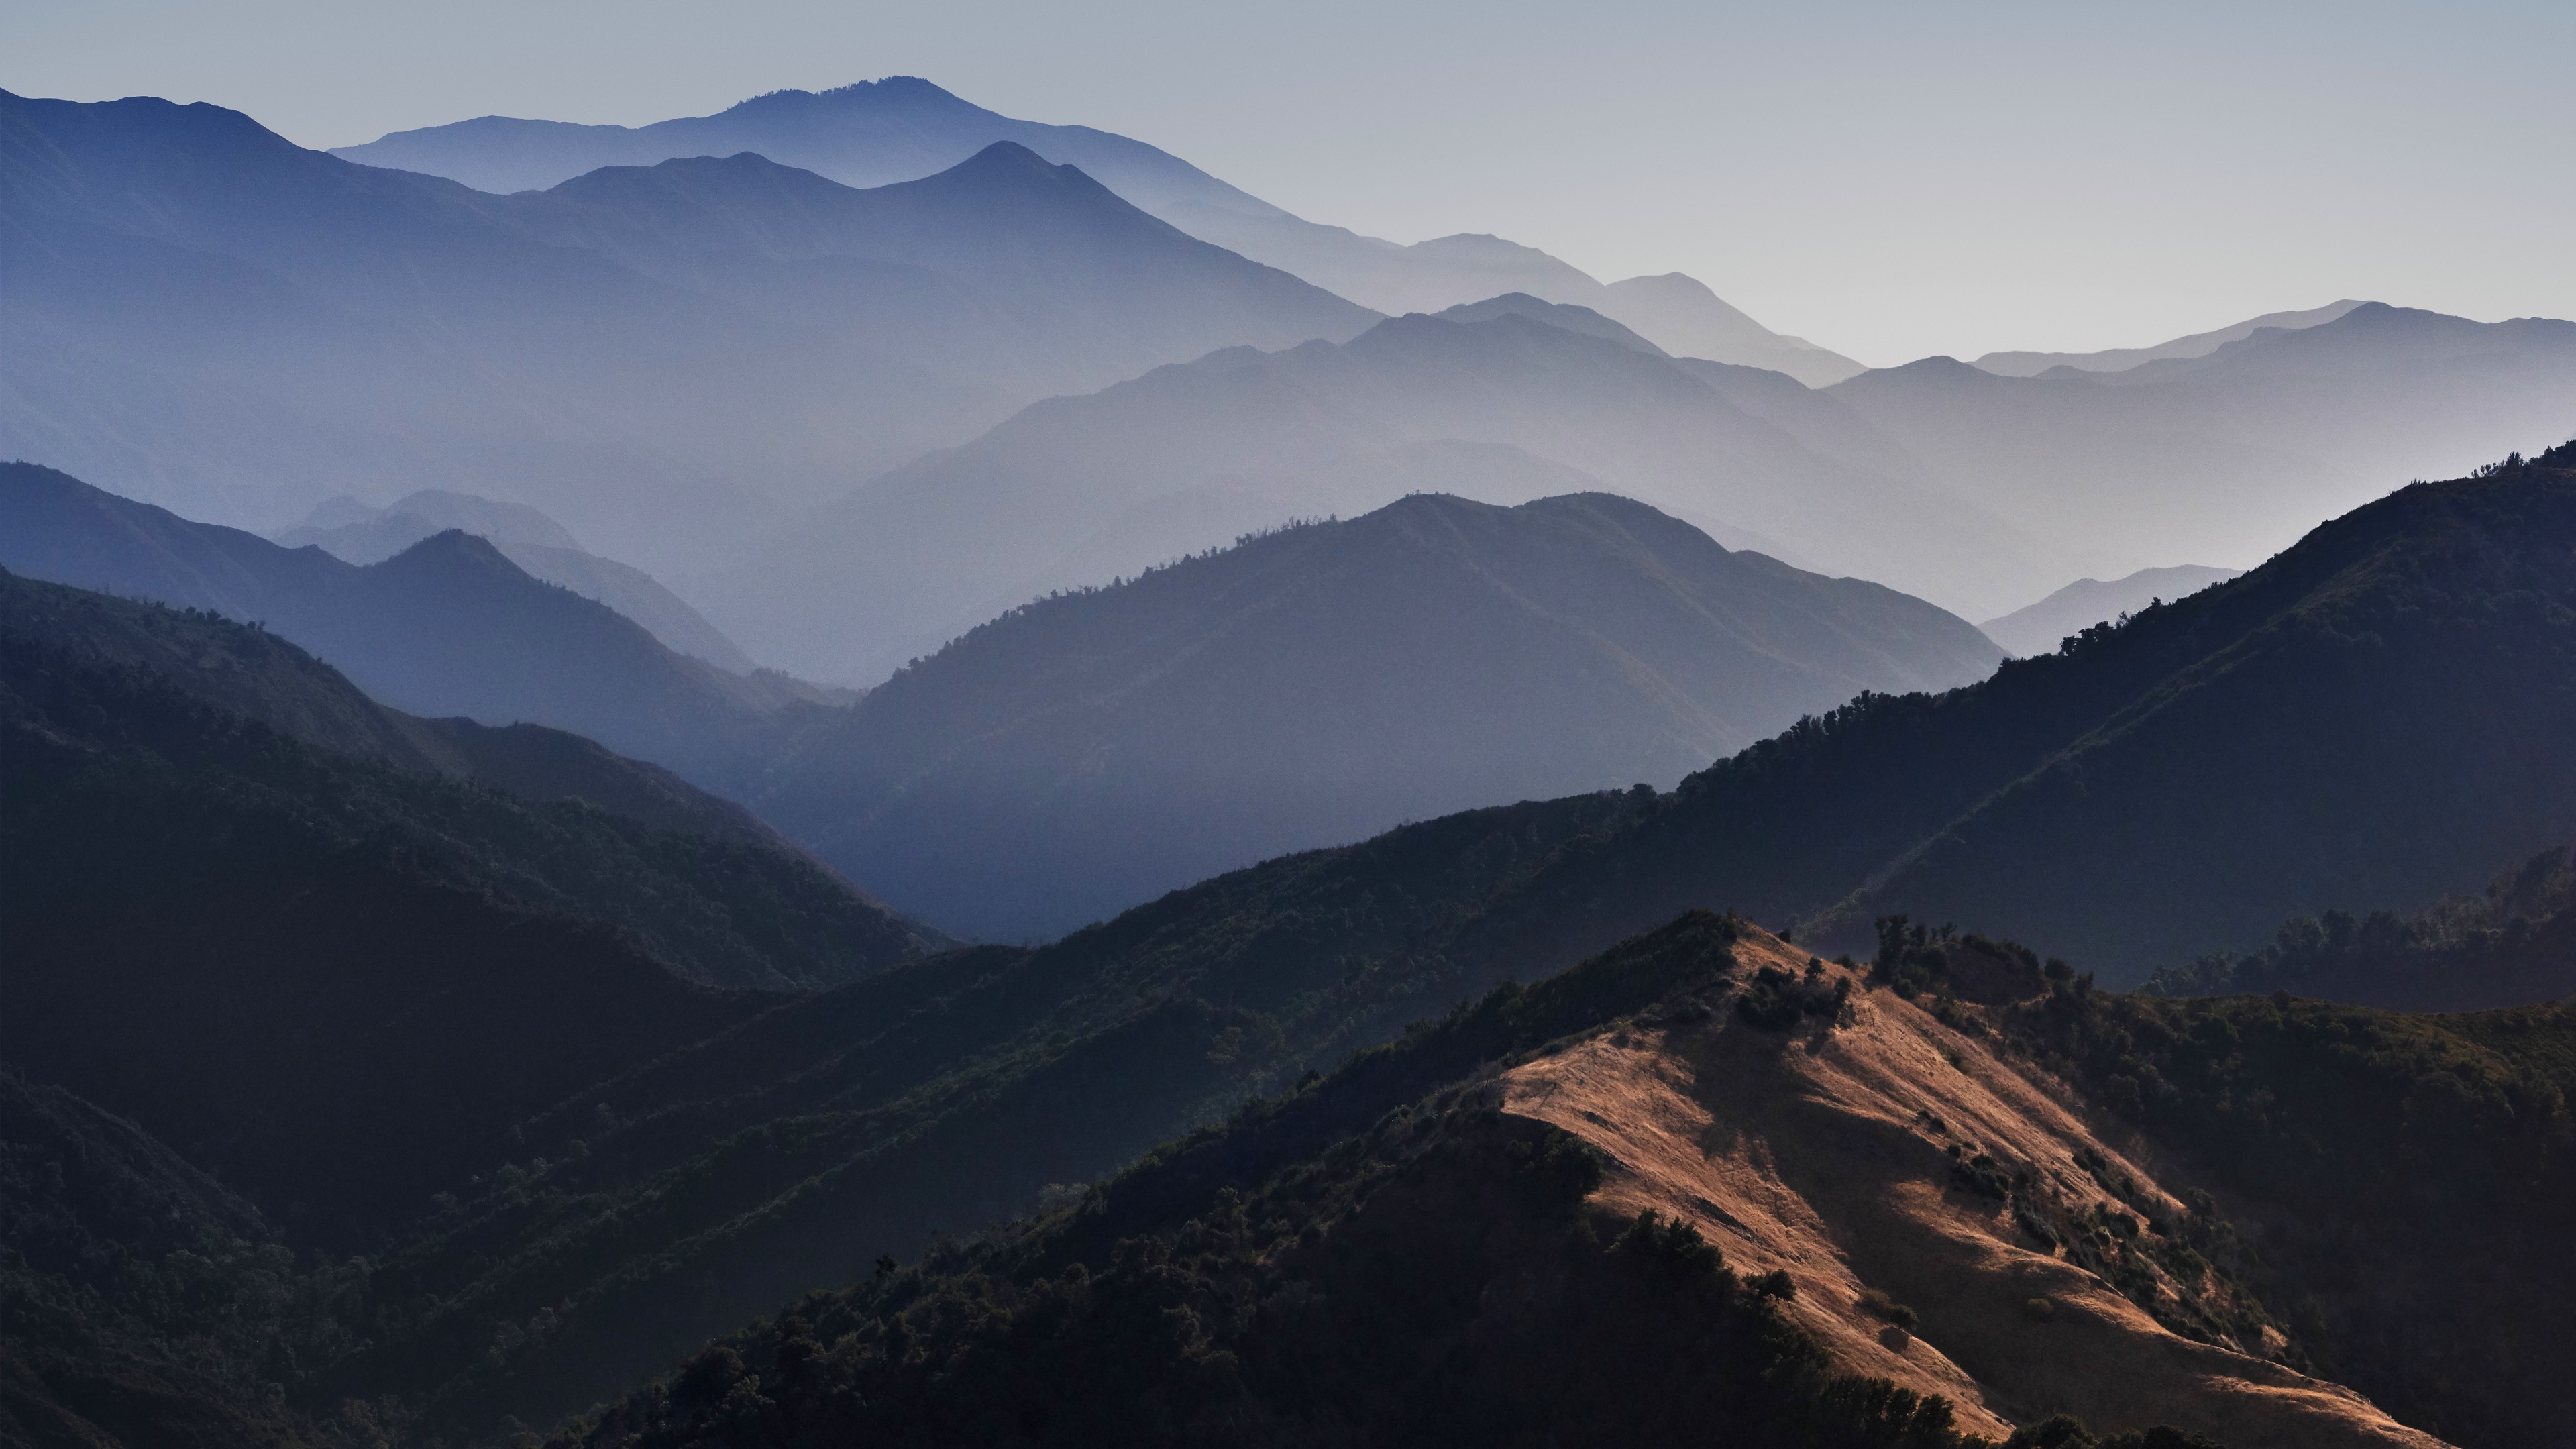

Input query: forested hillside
[550,905,2570,1448]
[1996,961,2576,1446]
[1435,445,2576,983]
[2142,843,2576,1010]
[762,490,2000,939]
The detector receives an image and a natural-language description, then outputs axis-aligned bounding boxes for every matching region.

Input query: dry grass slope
[1501,930,2447,1448]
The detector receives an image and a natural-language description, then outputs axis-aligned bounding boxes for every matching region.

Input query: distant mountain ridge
[1972,299,2367,376]
[755,490,2002,939]
[0,462,798,788]
[330,76,1868,384]
[0,89,1374,568]
[710,307,2036,684]
[1978,564,2241,657]
[274,488,761,671]
[1821,303,2576,582]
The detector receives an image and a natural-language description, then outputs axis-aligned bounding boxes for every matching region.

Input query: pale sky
[7,0,2571,366]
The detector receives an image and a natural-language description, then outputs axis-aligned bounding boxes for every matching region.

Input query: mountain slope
[330,76,1867,382]
[15,517,2571,1444]
[542,914,2468,1449]
[715,309,2035,683]
[759,491,2001,939]
[0,572,954,1246]
[2141,841,2576,1012]
[0,565,938,985]
[0,462,800,786]
[1440,445,2576,985]
[1978,566,2241,657]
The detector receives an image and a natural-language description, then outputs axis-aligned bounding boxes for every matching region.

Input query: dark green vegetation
[761,490,2000,940]
[541,914,2239,1449]
[0,566,940,1226]
[2144,843,2576,1010]
[541,914,1994,1449]
[0,566,1672,1442]
[13,451,2576,1446]
[1998,970,2576,1449]
[1422,444,2576,983]
[0,462,817,790]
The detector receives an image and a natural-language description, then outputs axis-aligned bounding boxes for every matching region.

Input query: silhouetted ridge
[0,462,798,788]
[1437,449,2576,984]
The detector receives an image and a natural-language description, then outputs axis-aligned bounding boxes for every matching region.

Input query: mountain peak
[718,75,989,121]
[1437,293,1670,356]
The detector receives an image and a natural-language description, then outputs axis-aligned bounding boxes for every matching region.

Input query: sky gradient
[7,0,2571,366]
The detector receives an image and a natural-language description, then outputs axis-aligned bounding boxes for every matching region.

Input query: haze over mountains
[9,453,2576,1448]
[756,491,2002,939]
[12,55,2576,1449]
[333,76,1866,385]
[1978,564,2240,658]
[1,460,2012,938]
[1415,445,2576,983]
[0,462,809,786]
[1970,299,2367,377]
[274,488,760,670]
[0,89,1373,567]
[716,303,2038,682]
[15,82,2576,680]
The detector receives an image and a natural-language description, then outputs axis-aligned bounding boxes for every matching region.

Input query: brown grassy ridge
[1501,930,2447,1448]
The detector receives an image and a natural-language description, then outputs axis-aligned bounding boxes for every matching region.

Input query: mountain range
[3,460,2010,943]
[710,302,2038,682]
[17,83,2576,674]
[7,449,2576,1448]
[0,462,806,786]
[0,89,1373,569]
[274,488,760,670]
[1977,565,2240,658]
[1970,299,2366,377]
[15,66,2576,1449]
[1416,442,2576,984]
[330,76,1866,385]
[1824,303,2576,577]
[755,490,2003,939]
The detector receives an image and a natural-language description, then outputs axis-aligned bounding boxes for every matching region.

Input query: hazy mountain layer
[1971,299,2365,376]
[498,142,1377,407]
[11,461,2573,1444]
[1826,303,2576,578]
[0,462,799,786]
[275,489,761,670]
[0,564,937,977]
[1434,444,2576,983]
[1977,564,2240,657]
[329,76,1868,383]
[0,90,1371,569]
[714,309,2035,683]
[758,491,2002,940]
